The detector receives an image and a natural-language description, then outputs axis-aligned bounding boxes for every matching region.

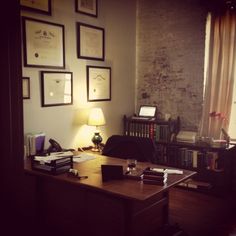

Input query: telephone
[47,138,63,153]
[47,138,75,153]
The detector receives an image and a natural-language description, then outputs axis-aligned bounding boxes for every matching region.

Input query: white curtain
[199,10,236,139]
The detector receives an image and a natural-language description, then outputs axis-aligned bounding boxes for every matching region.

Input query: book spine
[143,170,167,177]
[143,174,167,181]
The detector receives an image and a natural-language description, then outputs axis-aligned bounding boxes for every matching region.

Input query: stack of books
[142,167,168,185]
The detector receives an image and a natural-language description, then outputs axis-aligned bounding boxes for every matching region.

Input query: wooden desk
[24,153,196,236]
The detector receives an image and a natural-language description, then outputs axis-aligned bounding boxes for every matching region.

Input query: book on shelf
[206,151,219,170]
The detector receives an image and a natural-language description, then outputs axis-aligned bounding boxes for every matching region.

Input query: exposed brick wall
[136,0,208,130]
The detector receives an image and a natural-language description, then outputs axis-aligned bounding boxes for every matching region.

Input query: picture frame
[75,0,98,17]
[22,77,30,99]
[20,0,52,16]
[77,22,104,61]
[22,17,65,69]
[41,71,73,107]
[87,66,111,102]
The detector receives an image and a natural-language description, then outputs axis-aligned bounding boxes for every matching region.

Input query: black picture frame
[20,0,52,16]
[77,22,105,61]
[22,17,65,69]
[87,65,111,102]
[75,0,98,17]
[22,77,30,99]
[41,71,73,107]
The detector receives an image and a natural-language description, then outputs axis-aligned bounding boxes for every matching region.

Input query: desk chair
[102,135,156,162]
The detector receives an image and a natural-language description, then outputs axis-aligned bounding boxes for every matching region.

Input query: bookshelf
[123,115,235,195]
[160,142,234,195]
[123,115,180,142]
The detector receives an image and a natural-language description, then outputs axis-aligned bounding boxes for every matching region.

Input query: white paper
[73,153,96,163]
[151,168,183,175]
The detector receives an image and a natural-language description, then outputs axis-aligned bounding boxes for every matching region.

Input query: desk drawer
[131,197,168,236]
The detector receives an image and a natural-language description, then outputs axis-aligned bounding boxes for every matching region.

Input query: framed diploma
[20,0,52,15]
[22,17,65,69]
[41,71,73,107]
[77,22,105,61]
[87,66,111,102]
[75,0,98,17]
[22,77,30,99]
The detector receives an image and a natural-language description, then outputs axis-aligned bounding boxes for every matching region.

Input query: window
[228,79,236,141]
[202,11,236,140]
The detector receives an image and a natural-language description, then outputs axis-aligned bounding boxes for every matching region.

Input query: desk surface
[24,152,196,201]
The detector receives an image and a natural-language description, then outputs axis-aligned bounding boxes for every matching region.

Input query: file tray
[31,155,73,175]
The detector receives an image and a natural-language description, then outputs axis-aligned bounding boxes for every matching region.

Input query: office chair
[102,135,156,162]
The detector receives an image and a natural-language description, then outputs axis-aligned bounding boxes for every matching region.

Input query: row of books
[25,132,46,156]
[125,122,172,142]
[156,145,222,171]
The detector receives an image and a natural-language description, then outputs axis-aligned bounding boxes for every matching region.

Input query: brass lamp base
[91,132,102,152]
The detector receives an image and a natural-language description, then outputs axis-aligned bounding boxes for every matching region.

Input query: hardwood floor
[168,187,236,236]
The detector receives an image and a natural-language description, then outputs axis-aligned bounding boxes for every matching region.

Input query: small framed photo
[87,66,111,102]
[41,71,73,107]
[20,0,52,16]
[77,22,104,61]
[75,0,98,17]
[22,17,65,69]
[22,77,30,99]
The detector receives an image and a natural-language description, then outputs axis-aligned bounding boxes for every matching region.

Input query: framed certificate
[77,22,105,61]
[22,17,65,69]
[75,0,98,17]
[41,71,73,107]
[87,66,111,102]
[20,0,52,15]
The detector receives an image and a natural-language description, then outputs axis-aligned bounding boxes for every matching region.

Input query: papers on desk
[34,151,73,164]
[73,153,96,163]
[150,168,183,175]
[32,151,73,174]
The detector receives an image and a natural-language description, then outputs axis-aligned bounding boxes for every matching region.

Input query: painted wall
[22,0,136,149]
[136,0,208,130]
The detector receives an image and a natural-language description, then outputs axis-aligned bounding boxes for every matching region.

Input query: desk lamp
[88,108,106,152]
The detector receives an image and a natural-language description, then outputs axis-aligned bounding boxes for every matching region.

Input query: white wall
[22,0,136,149]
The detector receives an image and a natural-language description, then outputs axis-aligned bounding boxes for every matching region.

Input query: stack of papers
[34,151,73,164]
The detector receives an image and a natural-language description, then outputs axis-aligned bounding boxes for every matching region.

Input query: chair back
[102,135,156,162]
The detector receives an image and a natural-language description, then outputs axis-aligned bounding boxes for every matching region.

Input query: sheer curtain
[199,10,236,139]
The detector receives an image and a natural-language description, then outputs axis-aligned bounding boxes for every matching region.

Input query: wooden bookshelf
[123,115,235,195]
[123,115,180,142]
